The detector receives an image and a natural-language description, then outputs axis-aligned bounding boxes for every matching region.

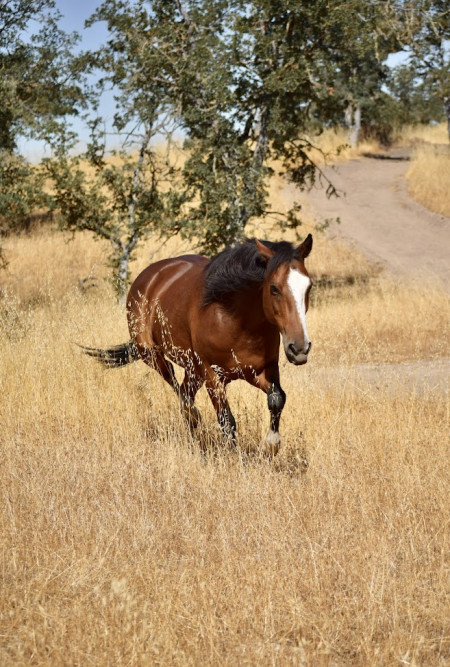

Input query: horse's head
[257,235,313,366]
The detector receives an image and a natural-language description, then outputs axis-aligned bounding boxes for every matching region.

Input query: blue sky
[53,0,107,50]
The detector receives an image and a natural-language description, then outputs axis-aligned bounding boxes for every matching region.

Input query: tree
[47,0,405,295]
[149,0,401,237]
[0,0,84,236]
[0,151,50,234]
[387,62,445,126]
[387,0,449,138]
[0,0,83,149]
[44,125,187,297]
[44,1,192,297]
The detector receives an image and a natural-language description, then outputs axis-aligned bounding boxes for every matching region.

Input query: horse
[82,235,313,455]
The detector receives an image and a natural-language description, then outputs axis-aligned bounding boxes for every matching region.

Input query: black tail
[79,341,140,368]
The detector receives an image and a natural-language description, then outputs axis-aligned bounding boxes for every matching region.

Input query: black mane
[202,238,297,308]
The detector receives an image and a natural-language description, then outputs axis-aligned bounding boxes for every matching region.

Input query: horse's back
[128,254,207,300]
[127,254,208,352]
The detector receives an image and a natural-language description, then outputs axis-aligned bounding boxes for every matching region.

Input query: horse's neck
[228,286,270,332]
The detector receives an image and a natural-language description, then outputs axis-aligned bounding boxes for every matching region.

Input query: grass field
[1,175,449,664]
[406,146,450,217]
[393,122,449,217]
[394,122,448,147]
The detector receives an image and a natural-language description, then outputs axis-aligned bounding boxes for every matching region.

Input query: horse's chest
[201,331,278,376]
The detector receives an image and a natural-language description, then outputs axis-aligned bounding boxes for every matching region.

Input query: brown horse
[83,235,313,455]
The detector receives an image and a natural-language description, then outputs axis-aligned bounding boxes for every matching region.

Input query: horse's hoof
[260,431,281,457]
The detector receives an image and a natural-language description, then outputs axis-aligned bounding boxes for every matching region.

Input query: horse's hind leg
[203,368,236,446]
[143,347,203,430]
[142,347,180,393]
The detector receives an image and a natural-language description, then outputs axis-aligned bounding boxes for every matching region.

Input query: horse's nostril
[288,341,311,357]
[288,342,299,356]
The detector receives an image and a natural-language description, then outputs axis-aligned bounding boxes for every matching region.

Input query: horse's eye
[270,284,281,296]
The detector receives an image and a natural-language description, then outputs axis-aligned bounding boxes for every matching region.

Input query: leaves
[0,1,83,150]
[0,151,50,233]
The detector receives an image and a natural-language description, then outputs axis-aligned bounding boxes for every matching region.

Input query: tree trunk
[116,247,130,304]
[445,96,450,141]
[352,105,361,146]
[113,132,152,301]
[237,102,270,231]
[345,103,361,147]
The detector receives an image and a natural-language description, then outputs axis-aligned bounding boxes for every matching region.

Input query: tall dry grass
[301,127,381,165]
[389,121,450,216]
[406,146,450,217]
[1,210,449,664]
[394,122,448,147]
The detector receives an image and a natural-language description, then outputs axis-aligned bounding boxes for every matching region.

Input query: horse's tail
[79,341,140,368]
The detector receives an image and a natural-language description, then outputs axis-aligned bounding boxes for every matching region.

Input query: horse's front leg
[265,380,286,456]
[250,366,286,456]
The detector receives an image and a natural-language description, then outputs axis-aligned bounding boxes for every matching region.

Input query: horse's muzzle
[284,339,311,366]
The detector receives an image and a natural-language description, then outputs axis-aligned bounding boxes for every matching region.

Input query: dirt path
[290,153,450,288]
[309,359,449,396]
[282,153,450,390]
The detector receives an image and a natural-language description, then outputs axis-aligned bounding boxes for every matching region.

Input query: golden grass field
[406,147,450,217]
[394,122,448,147]
[391,123,449,217]
[1,160,449,665]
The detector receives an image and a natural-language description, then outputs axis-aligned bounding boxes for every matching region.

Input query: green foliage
[44,128,187,295]
[0,0,86,250]
[46,0,423,293]
[0,0,83,151]
[388,0,450,136]
[387,63,446,126]
[0,149,52,270]
[0,151,50,233]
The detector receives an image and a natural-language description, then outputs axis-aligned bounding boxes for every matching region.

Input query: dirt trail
[309,359,449,396]
[283,152,450,390]
[288,153,450,288]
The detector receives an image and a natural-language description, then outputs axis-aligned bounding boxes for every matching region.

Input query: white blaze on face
[287,268,311,346]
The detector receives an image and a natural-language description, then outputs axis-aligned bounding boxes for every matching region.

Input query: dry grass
[406,147,450,217]
[391,122,450,216]
[394,122,448,147]
[302,127,381,165]
[1,207,449,665]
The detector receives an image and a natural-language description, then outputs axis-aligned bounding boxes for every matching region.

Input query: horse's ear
[296,234,313,259]
[255,239,275,263]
